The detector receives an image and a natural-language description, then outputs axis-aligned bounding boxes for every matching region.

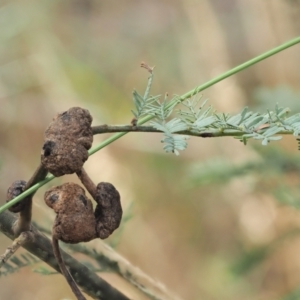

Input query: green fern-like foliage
[131,70,159,119]
[131,90,160,119]
[150,95,189,155]
[132,71,300,154]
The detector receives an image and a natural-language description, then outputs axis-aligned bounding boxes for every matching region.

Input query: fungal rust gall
[41,107,93,177]
[44,181,123,243]
[44,182,97,243]
[94,182,123,239]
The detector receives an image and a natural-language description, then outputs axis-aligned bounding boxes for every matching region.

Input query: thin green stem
[0,36,299,214]
[88,132,127,155]
[177,36,300,102]
[92,125,294,137]
[137,36,300,125]
[83,36,299,147]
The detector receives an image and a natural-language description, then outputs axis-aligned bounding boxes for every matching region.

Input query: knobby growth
[5,107,123,300]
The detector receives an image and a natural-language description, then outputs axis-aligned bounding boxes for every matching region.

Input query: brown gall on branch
[76,168,123,239]
[4,107,123,300]
[44,183,97,243]
[6,164,48,236]
[3,164,48,268]
[94,182,122,239]
[5,185,86,299]
[44,183,96,300]
[6,180,34,236]
[41,107,122,299]
[41,107,93,177]
[44,182,122,299]
[6,181,31,214]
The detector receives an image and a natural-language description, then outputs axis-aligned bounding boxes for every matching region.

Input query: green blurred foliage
[281,288,300,300]
[253,86,300,111]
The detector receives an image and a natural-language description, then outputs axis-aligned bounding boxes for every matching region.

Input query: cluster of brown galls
[6,107,123,244]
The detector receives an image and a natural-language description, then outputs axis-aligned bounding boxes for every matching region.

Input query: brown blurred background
[0,0,300,299]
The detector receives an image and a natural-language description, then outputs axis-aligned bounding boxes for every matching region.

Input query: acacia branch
[92,124,292,138]
[92,124,239,137]
[0,211,130,300]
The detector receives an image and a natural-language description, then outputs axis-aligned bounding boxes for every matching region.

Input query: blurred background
[0,0,300,299]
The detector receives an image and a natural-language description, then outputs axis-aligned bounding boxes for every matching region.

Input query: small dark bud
[6,180,31,213]
[131,118,138,127]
